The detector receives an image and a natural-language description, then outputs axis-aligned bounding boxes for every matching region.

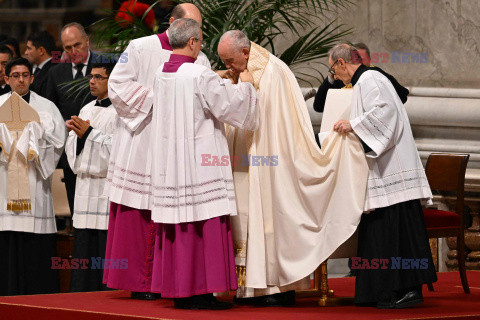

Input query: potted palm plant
[91,0,352,85]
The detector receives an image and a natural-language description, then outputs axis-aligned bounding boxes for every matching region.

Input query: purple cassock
[103,32,172,292]
[149,54,238,298]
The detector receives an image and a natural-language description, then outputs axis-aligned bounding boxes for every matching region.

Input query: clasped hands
[66,116,90,138]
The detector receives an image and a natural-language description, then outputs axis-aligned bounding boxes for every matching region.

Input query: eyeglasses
[9,72,31,79]
[194,38,205,49]
[328,60,339,76]
[87,74,109,81]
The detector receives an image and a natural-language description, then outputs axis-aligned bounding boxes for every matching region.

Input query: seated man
[65,61,117,292]
[0,58,66,295]
[148,18,259,310]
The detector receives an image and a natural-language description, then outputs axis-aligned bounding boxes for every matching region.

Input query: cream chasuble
[227,42,369,296]
[0,91,66,234]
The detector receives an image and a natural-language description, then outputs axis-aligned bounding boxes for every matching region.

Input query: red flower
[116,1,156,29]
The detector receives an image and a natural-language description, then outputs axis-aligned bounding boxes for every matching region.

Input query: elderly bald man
[103,3,211,300]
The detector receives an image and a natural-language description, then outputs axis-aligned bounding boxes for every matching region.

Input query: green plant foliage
[89,0,352,85]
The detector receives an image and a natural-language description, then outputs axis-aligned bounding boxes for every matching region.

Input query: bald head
[170,3,202,26]
[61,22,90,65]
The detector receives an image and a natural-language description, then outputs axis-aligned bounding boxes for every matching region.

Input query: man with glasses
[330,43,436,309]
[103,3,211,300]
[65,61,118,292]
[313,42,409,115]
[148,18,259,310]
[0,58,66,295]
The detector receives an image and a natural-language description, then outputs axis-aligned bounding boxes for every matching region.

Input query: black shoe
[233,295,258,305]
[376,287,423,309]
[395,289,423,309]
[174,294,233,310]
[255,291,296,307]
[130,292,159,300]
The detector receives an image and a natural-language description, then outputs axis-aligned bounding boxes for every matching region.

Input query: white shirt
[71,51,90,78]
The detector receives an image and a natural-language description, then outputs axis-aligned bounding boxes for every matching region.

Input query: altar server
[0,58,66,295]
[331,43,437,309]
[103,3,211,300]
[66,61,117,292]
[148,18,258,310]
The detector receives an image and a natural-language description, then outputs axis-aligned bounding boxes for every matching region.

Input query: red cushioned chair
[423,153,470,294]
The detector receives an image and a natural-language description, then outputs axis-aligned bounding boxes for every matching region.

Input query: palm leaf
[85,0,353,83]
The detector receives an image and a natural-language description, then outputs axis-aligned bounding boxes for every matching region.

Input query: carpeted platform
[0,271,479,320]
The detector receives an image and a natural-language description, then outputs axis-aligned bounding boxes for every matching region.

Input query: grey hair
[168,18,201,49]
[328,43,361,64]
[219,30,251,51]
[61,22,88,38]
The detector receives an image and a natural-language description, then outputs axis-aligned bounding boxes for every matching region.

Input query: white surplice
[0,91,66,234]
[105,34,211,209]
[150,62,258,224]
[350,70,432,211]
[65,100,117,230]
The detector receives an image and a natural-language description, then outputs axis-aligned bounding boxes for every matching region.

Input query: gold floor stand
[296,261,355,307]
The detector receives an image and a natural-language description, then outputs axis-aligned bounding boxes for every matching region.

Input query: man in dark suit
[45,22,96,216]
[25,31,56,97]
[0,45,13,96]
[313,42,409,114]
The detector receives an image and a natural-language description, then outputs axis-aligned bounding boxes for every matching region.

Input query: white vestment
[350,70,432,211]
[65,100,117,230]
[105,34,211,209]
[227,43,369,297]
[0,92,66,234]
[150,62,258,224]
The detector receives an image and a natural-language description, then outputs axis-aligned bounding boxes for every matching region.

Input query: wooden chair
[423,153,470,294]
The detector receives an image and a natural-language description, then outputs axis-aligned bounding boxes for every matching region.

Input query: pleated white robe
[349,70,432,211]
[65,100,118,230]
[150,62,258,224]
[105,33,211,209]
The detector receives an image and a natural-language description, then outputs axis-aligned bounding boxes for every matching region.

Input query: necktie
[33,67,41,77]
[74,63,85,79]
